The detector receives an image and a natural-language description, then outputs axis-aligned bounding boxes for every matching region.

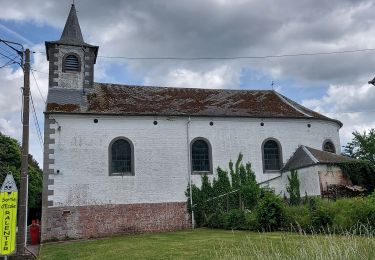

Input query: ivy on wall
[336,161,375,193]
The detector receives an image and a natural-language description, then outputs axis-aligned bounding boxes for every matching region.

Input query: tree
[286,170,300,205]
[0,132,42,210]
[186,153,260,227]
[344,129,375,165]
[229,153,259,210]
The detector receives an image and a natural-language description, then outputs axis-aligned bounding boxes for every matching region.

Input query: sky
[0,0,375,166]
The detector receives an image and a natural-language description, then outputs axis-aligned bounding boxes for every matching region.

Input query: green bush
[369,191,375,204]
[245,211,257,230]
[207,212,226,229]
[283,197,375,233]
[286,170,301,205]
[186,153,259,227]
[332,198,375,232]
[207,209,247,230]
[224,209,247,230]
[283,204,310,231]
[255,191,285,231]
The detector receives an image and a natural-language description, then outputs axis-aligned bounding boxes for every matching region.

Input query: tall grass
[212,228,375,260]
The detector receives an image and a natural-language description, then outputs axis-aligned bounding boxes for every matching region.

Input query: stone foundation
[41,202,190,241]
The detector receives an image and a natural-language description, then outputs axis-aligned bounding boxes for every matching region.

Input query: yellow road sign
[0,174,18,256]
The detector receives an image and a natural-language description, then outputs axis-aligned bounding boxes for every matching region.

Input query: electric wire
[0,45,14,56]
[0,51,19,64]
[0,47,21,66]
[32,47,375,61]
[31,69,46,104]
[0,60,17,69]
[30,91,44,149]
[30,68,48,74]
[28,47,375,115]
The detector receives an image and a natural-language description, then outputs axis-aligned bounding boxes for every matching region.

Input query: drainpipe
[186,116,194,229]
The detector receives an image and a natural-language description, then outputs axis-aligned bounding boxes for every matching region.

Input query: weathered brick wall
[42,202,190,241]
[319,166,352,192]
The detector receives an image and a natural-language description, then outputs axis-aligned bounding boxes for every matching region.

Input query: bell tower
[45,4,98,90]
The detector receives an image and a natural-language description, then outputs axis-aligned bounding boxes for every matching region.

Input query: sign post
[0,174,18,257]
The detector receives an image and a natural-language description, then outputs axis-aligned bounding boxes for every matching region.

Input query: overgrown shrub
[186,153,260,227]
[245,211,257,230]
[255,190,285,231]
[283,204,310,231]
[185,184,205,227]
[229,154,260,210]
[305,197,335,231]
[286,170,300,205]
[369,191,375,204]
[331,198,375,232]
[290,197,375,233]
[338,161,375,193]
[207,212,226,229]
[224,209,247,230]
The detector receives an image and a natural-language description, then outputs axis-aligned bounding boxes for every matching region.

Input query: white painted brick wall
[263,165,326,197]
[47,115,340,206]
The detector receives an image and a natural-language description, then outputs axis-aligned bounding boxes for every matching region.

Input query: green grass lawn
[39,228,375,260]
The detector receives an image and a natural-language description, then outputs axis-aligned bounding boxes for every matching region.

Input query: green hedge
[283,197,375,233]
[207,194,375,234]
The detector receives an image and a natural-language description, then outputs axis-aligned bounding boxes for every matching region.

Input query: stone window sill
[109,172,134,176]
[263,170,281,174]
[191,171,212,175]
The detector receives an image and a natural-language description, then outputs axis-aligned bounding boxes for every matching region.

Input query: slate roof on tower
[45,83,343,127]
[45,4,98,61]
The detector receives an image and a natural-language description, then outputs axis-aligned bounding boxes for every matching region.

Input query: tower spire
[59,4,84,45]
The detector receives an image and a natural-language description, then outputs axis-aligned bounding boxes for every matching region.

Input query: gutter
[186,116,194,229]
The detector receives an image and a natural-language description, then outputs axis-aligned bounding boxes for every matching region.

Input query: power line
[0,50,21,66]
[327,110,375,114]
[32,47,375,61]
[29,91,43,149]
[0,54,18,60]
[30,68,48,74]
[0,60,17,69]
[31,69,46,104]
[99,48,375,60]
[0,45,14,56]
[0,51,20,64]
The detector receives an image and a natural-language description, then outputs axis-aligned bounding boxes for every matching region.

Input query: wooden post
[16,49,30,254]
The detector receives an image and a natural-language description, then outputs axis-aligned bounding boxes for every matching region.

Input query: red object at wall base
[29,220,40,245]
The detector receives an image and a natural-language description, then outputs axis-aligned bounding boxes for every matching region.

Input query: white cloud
[0,43,49,165]
[302,84,375,150]
[144,65,240,89]
[1,0,375,163]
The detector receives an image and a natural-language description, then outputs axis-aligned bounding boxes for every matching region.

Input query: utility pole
[16,49,30,254]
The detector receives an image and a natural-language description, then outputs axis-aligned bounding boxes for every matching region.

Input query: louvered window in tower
[64,55,79,72]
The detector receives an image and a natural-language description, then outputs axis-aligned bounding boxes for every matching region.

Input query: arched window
[109,137,134,176]
[262,139,282,171]
[191,138,212,173]
[63,54,80,72]
[323,140,335,153]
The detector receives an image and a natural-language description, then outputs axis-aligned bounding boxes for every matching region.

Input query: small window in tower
[323,140,336,153]
[64,54,80,72]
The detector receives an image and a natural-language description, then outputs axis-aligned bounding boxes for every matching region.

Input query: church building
[42,5,344,240]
